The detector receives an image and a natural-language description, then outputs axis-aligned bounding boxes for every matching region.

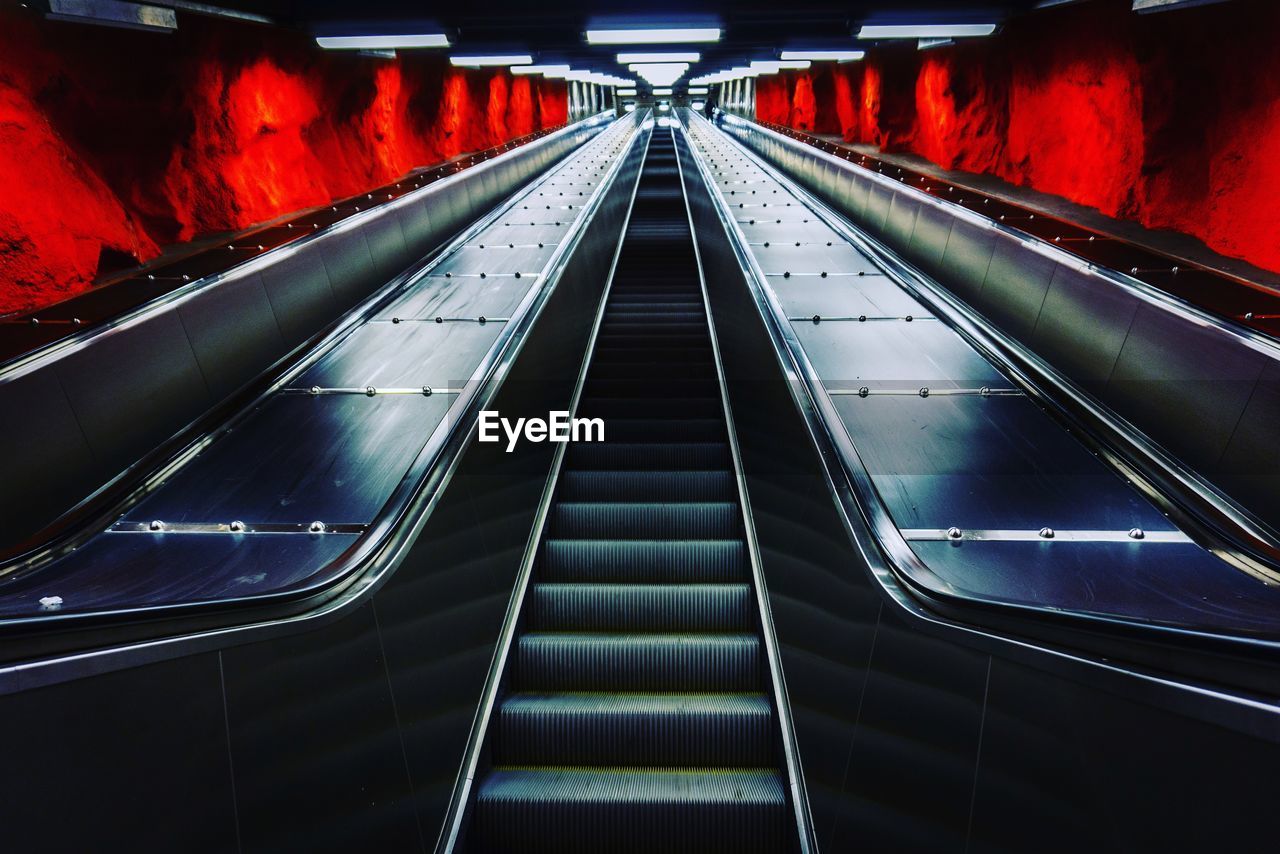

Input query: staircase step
[494,693,774,766]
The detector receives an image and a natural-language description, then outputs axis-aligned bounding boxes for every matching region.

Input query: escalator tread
[466,127,791,853]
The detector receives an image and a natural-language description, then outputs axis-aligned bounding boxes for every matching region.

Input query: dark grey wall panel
[0,653,236,854]
[56,312,211,472]
[938,219,997,303]
[320,228,378,310]
[396,201,436,259]
[0,372,100,550]
[361,215,412,281]
[882,193,921,253]
[259,246,338,347]
[863,183,894,237]
[1030,264,1140,393]
[222,604,421,853]
[978,235,1058,340]
[905,202,955,278]
[179,272,287,401]
[1218,362,1280,530]
[1107,304,1267,469]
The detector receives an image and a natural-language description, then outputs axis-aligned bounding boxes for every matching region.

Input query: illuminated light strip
[512,64,571,75]
[316,34,450,49]
[780,50,865,62]
[586,27,721,44]
[450,54,534,67]
[616,51,700,63]
[858,24,997,38]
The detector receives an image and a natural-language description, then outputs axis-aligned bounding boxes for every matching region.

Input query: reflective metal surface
[682,112,1280,641]
[676,113,1280,853]
[0,114,643,623]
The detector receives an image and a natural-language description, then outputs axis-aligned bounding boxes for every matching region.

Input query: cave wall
[754,0,1280,274]
[0,6,568,315]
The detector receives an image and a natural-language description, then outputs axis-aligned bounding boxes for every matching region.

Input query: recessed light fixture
[628,62,690,86]
[587,27,721,45]
[450,54,534,67]
[652,87,673,96]
[780,50,865,62]
[688,86,708,95]
[616,51,700,64]
[618,88,638,96]
[512,64,571,75]
[317,33,450,49]
[751,60,811,73]
[858,24,997,39]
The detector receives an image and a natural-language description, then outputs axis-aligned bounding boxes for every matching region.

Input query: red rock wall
[0,7,566,315]
[755,0,1280,274]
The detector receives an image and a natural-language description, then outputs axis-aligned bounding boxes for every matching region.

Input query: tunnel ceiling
[174,1,1058,72]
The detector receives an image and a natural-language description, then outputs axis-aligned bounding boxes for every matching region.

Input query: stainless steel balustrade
[711,112,1280,562]
[680,110,1280,650]
[0,112,645,626]
[0,112,615,560]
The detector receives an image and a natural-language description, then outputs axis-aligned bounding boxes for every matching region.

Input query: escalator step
[550,502,740,539]
[558,469,734,501]
[575,399,722,419]
[589,362,716,380]
[567,442,730,470]
[473,768,788,854]
[529,584,752,632]
[541,539,748,583]
[516,633,761,692]
[495,693,774,766]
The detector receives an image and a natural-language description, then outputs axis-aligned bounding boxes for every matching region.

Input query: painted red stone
[0,7,566,315]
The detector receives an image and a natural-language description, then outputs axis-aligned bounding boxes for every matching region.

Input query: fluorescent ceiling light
[450,54,534,67]
[629,62,690,86]
[587,27,721,45]
[652,88,673,96]
[688,86,708,94]
[858,24,997,39]
[317,34,450,49]
[46,0,176,33]
[616,51,700,64]
[618,88,638,96]
[780,50,865,62]
[512,64,571,75]
[751,60,811,73]
[691,100,705,110]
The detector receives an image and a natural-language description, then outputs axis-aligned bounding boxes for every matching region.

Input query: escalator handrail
[714,111,1280,583]
[0,114,645,658]
[679,110,1280,714]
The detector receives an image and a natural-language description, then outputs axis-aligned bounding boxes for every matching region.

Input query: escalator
[463,129,798,852]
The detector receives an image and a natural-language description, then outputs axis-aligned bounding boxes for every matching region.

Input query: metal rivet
[1128,528,1145,540]
[480,272,487,279]
[149,520,164,531]
[392,317,401,324]
[366,386,377,396]
[422,386,433,396]
[310,386,321,396]
[858,386,870,397]
[479,316,487,324]
[1039,527,1055,539]
[783,271,790,278]
[514,272,522,279]
[821,271,828,278]
[29,317,38,325]
[436,316,444,324]
[309,521,326,533]
[812,315,821,324]
[947,527,963,540]
[979,386,991,396]
[445,271,452,278]
[229,521,245,532]
[919,387,930,397]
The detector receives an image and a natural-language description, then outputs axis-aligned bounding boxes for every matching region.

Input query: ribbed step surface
[496,693,774,766]
[474,768,788,854]
[465,127,792,854]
